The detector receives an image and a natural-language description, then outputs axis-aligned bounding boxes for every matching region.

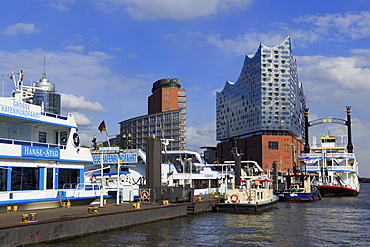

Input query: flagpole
[106,130,111,147]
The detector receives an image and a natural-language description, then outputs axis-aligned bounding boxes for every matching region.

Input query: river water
[39,183,370,247]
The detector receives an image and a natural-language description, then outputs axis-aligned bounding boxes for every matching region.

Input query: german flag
[98,120,107,133]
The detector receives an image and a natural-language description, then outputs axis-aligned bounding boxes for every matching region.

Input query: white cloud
[65,45,84,52]
[3,23,40,35]
[294,11,370,40]
[206,32,286,56]
[298,55,370,93]
[71,111,95,126]
[61,93,105,112]
[351,49,370,55]
[48,0,76,11]
[93,0,254,20]
[186,122,217,151]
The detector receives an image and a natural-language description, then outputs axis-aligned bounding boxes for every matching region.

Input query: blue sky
[1,0,370,176]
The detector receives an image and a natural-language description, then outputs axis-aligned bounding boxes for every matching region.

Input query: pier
[0,195,220,246]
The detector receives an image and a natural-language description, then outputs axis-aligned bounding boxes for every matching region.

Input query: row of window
[0,167,80,191]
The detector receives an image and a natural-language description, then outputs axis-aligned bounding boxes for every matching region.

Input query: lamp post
[116,151,121,205]
[100,150,104,208]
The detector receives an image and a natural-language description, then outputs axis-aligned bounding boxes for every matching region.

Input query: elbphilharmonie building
[216,35,306,171]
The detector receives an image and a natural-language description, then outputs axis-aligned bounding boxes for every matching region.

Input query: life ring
[230,194,238,203]
[140,190,150,200]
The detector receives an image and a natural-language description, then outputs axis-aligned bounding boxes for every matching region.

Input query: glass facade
[216,35,306,141]
[120,109,185,150]
[32,76,61,115]
[33,91,61,115]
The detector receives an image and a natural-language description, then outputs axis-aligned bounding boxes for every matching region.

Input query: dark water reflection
[37,184,370,246]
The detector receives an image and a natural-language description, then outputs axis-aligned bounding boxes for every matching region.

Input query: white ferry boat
[162,150,222,195]
[0,70,101,212]
[89,149,223,201]
[298,134,360,196]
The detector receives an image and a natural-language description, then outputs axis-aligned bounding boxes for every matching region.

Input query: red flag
[98,120,107,133]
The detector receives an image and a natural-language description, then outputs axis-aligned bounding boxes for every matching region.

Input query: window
[58,169,79,189]
[39,132,47,143]
[268,141,278,150]
[47,168,54,189]
[0,169,7,191]
[11,167,39,190]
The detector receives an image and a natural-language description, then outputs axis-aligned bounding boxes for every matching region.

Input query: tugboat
[216,160,279,214]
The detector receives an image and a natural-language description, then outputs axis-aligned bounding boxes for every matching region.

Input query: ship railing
[299,153,355,159]
[62,183,100,190]
[300,165,357,172]
[61,183,101,197]
[0,137,67,149]
[41,111,68,120]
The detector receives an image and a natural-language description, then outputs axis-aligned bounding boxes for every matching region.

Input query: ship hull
[216,196,279,214]
[277,190,321,202]
[317,185,359,197]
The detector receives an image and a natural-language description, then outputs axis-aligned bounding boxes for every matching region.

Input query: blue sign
[22,146,60,159]
[92,153,138,164]
[120,153,138,163]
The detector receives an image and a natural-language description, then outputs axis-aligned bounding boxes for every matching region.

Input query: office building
[119,78,186,151]
[216,35,306,172]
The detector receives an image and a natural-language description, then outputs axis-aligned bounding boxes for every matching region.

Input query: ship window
[11,167,39,190]
[268,141,278,150]
[57,169,79,189]
[0,169,7,191]
[47,168,53,189]
[39,132,47,143]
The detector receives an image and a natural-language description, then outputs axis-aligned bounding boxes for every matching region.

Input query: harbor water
[37,183,370,247]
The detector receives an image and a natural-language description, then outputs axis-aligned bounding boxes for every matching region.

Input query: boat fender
[230,194,238,203]
[140,190,150,200]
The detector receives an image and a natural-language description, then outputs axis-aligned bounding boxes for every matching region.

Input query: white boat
[89,149,224,201]
[162,150,222,195]
[298,134,360,196]
[0,70,102,212]
[216,161,279,214]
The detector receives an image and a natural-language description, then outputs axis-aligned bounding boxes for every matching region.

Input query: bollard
[88,207,93,214]
[61,202,66,208]
[29,213,37,222]
[13,205,18,212]
[22,214,29,223]
[198,197,203,201]
[6,206,12,213]
[103,199,107,205]
[93,207,99,214]
[214,195,219,199]
[133,202,141,209]
[66,201,71,208]
[211,192,215,195]
[162,200,168,205]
